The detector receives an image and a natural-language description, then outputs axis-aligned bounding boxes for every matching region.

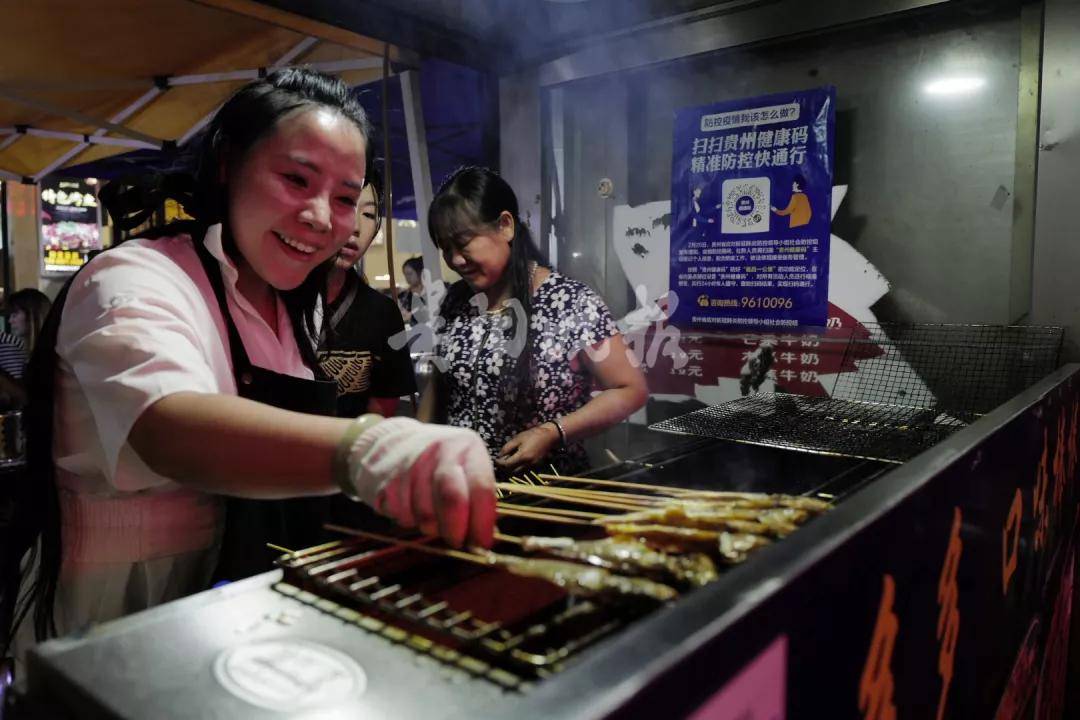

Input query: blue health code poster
[669,86,836,330]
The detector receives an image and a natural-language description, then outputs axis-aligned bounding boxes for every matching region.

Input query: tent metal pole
[270,35,320,67]
[306,58,383,74]
[0,88,164,146]
[25,128,160,150]
[168,70,262,86]
[400,69,441,284]
[32,86,165,181]
[381,44,397,297]
[167,57,381,87]
[177,36,319,147]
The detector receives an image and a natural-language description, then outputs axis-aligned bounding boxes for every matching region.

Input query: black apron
[192,240,339,582]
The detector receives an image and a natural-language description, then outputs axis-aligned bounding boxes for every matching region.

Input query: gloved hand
[347,417,496,547]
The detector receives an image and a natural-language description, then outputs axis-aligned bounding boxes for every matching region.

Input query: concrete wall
[1031,0,1080,359]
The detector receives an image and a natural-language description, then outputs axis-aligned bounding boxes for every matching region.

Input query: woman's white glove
[347,417,496,547]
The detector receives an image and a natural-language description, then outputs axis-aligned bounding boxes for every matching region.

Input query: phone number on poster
[741,297,794,309]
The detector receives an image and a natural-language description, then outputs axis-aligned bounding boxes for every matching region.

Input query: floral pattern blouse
[437,272,619,472]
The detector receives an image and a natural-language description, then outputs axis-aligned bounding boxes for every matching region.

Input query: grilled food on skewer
[530,474,832,512]
[325,524,679,602]
[602,523,722,553]
[716,532,773,563]
[518,535,718,588]
[482,552,679,603]
[666,492,830,513]
[597,505,802,538]
[601,523,773,565]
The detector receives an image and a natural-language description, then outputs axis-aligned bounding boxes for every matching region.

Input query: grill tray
[274,537,653,685]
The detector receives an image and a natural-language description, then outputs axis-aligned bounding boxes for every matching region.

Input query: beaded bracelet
[332,413,383,501]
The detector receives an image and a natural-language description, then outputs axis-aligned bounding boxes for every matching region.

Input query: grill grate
[649,394,965,463]
[651,323,1063,462]
[274,536,651,683]
[829,323,1063,416]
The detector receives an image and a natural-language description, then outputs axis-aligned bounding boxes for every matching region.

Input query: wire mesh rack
[650,323,1064,463]
[274,537,653,685]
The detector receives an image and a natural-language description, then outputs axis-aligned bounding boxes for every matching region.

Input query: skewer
[497,501,604,519]
[270,538,348,559]
[495,483,648,511]
[324,524,494,566]
[533,473,832,510]
[497,506,594,526]
[532,472,699,496]
[508,482,666,506]
[493,531,523,544]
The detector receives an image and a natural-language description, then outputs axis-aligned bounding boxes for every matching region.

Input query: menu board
[40,177,101,275]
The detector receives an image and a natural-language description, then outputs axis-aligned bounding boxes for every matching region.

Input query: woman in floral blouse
[418,167,647,475]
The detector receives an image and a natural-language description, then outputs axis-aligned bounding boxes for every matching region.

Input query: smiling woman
[226,107,367,330]
[2,69,496,664]
[421,167,648,476]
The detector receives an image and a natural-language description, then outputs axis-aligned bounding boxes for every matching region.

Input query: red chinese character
[1033,429,1050,551]
[859,574,898,720]
[937,508,963,720]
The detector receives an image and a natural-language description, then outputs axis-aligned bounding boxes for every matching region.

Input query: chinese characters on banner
[670,86,836,330]
[40,177,101,275]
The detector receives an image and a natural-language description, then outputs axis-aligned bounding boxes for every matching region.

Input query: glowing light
[924,77,986,96]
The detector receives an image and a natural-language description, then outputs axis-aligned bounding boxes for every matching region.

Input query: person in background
[2,69,495,663]
[418,166,648,476]
[398,256,428,326]
[0,289,52,407]
[6,289,51,360]
[319,174,416,418]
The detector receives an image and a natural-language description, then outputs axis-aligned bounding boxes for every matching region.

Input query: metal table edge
[503,363,1080,720]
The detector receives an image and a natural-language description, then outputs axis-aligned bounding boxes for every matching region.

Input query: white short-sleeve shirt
[54,224,313,497]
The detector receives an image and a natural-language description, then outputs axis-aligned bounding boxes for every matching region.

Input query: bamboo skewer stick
[508,483,665,506]
[497,501,604,519]
[324,524,493,566]
[533,472,746,499]
[531,472,693,496]
[519,488,662,508]
[497,506,594,526]
[269,538,348,558]
[493,531,523,544]
[495,483,648,511]
[533,473,832,509]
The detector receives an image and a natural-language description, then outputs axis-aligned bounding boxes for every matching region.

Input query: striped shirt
[0,333,26,379]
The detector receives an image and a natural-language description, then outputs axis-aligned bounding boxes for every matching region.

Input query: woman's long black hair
[428,166,547,425]
[1,67,372,653]
[5,289,52,356]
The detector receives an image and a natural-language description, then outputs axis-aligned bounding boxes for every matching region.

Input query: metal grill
[649,394,965,463]
[651,323,1063,462]
[272,536,651,685]
[829,323,1063,417]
